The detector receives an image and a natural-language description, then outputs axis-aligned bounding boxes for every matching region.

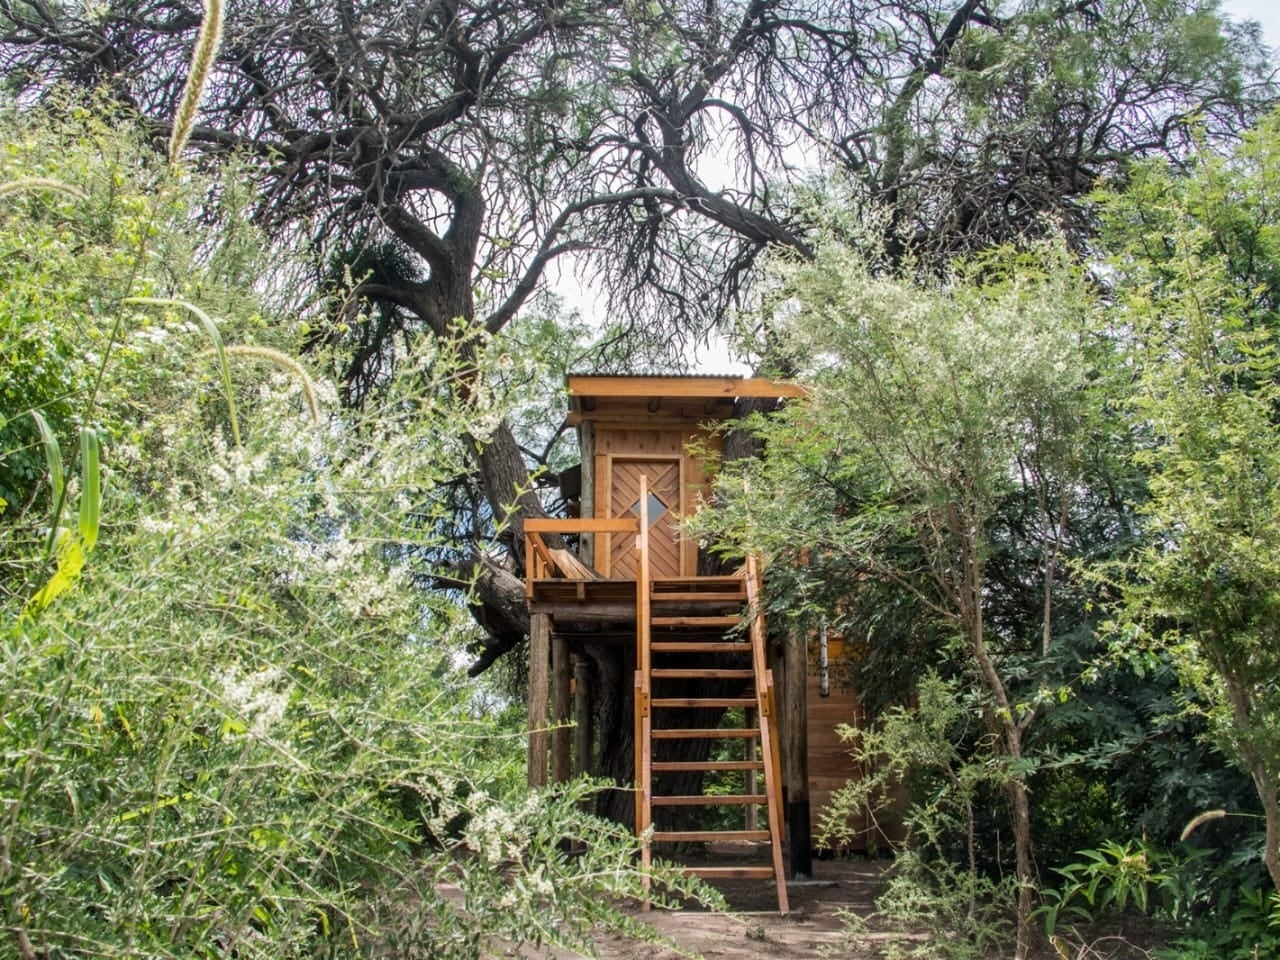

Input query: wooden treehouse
[523,376,888,913]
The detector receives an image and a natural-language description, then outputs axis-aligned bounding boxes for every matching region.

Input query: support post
[782,629,812,879]
[745,707,758,831]
[573,656,592,777]
[552,632,572,784]
[527,613,551,788]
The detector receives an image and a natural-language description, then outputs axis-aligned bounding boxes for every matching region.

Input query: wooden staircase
[633,484,789,913]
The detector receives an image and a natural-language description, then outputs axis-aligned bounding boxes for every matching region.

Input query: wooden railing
[523,516,640,595]
[635,477,655,898]
[742,554,788,899]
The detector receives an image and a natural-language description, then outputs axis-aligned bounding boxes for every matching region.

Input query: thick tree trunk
[1255,769,1280,895]
[1219,667,1280,894]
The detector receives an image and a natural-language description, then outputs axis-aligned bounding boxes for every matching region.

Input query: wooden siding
[805,639,906,851]
[805,651,865,845]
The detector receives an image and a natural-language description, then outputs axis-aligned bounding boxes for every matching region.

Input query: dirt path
[534,860,887,960]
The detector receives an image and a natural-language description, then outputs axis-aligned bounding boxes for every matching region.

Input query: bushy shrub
[1,100,697,959]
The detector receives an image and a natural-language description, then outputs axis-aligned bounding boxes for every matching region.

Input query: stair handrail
[741,555,769,679]
[635,476,654,887]
[742,553,790,912]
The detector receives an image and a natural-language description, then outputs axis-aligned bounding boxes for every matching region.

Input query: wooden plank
[742,554,789,912]
[551,632,571,784]
[568,375,808,399]
[650,591,745,603]
[634,671,645,837]
[651,728,760,739]
[579,420,595,567]
[654,757,762,776]
[650,668,754,680]
[652,830,771,843]
[651,615,741,627]
[652,794,770,806]
[527,613,550,788]
[650,642,749,653]
[524,517,639,533]
[651,697,756,709]
[652,576,745,588]
[528,602,640,619]
[745,707,758,831]
[763,669,790,911]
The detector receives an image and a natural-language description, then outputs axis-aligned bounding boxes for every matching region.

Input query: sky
[1220,0,1280,54]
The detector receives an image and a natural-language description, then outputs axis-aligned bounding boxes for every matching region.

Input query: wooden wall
[805,638,905,851]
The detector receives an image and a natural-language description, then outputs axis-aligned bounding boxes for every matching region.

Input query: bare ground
[501,854,1163,960]
[528,857,889,960]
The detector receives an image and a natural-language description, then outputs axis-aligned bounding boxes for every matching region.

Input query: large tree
[696,237,1101,956]
[1102,108,1280,896]
[1,0,1269,802]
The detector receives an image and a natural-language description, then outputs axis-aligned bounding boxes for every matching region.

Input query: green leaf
[78,427,99,552]
[31,410,65,557]
[125,296,241,448]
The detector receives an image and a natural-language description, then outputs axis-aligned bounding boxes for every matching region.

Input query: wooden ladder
[633,481,789,913]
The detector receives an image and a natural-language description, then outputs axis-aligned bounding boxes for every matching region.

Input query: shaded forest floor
[499,853,1169,960]
[532,856,880,960]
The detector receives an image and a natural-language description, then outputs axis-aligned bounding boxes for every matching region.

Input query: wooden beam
[568,375,808,399]
[552,632,572,784]
[781,629,813,879]
[745,707,758,831]
[528,601,639,619]
[524,517,640,533]
[573,656,592,777]
[527,613,551,788]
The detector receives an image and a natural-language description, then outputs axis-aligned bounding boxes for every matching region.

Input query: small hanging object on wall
[819,618,830,698]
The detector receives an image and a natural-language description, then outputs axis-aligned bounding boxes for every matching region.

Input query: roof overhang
[567,375,807,424]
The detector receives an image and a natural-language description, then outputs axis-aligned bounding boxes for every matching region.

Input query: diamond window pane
[630,491,669,526]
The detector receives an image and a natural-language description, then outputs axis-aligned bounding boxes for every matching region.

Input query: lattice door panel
[609,459,681,578]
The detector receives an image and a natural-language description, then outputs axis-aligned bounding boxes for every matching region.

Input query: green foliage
[821,674,1014,959]
[0,101,698,958]
[697,230,1106,955]
[1163,886,1280,960]
[1035,839,1173,937]
[1099,107,1280,893]
[819,675,974,853]
[0,92,272,566]
[1035,840,1280,959]
[835,853,1014,960]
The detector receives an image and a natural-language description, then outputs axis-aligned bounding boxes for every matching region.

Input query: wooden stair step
[651,830,771,843]
[651,728,760,739]
[651,697,757,709]
[652,576,745,590]
[652,759,765,773]
[650,642,748,654]
[651,591,745,603]
[682,866,777,880]
[651,794,769,806]
[650,668,754,680]
[651,615,741,628]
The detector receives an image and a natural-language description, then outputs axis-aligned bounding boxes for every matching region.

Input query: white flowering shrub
[1,103,701,959]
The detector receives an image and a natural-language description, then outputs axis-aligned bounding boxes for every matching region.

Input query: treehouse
[523,375,889,912]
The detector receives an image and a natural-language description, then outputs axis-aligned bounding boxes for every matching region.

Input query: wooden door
[606,457,682,578]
